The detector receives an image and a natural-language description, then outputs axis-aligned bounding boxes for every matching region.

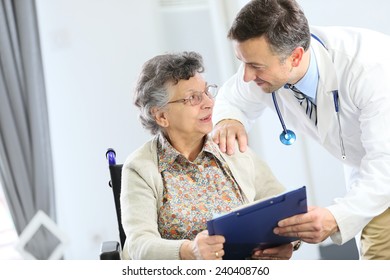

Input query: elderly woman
[120,51,295,260]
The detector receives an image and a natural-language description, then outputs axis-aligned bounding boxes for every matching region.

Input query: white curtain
[0,0,57,259]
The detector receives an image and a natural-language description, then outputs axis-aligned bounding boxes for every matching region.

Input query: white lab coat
[213,26,390,245]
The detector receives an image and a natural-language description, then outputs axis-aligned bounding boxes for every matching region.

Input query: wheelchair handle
[106,148,116,166]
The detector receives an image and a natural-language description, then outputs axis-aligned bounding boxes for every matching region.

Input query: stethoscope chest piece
[280,129,296,145]
[272,92,297,145]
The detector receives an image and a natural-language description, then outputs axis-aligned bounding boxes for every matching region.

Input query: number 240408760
[215,266,270,276]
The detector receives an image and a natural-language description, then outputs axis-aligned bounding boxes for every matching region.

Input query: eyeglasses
[167,84,218,106]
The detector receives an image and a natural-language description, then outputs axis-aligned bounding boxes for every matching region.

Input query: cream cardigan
[120,136,284,260]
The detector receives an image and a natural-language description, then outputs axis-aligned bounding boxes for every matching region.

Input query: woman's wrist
[179,240,195,260]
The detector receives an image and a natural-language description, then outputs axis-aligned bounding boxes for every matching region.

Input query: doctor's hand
[273,206,339,244]
[251,243,294,260]
[212,119,248,155]
[180,230,225,260]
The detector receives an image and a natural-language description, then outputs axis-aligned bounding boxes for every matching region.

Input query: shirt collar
[203,135,225,163]
[287,47,319,102]
[157,134,180,172]
[157,134,223,172]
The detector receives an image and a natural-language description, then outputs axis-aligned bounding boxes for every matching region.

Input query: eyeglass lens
[190,85,218,105]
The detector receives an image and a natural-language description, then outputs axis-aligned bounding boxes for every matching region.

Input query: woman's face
[162,73,214,142]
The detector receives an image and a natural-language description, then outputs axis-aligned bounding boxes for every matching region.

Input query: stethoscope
[272,34,346,160]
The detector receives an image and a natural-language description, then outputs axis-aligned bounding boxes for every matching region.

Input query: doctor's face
[233,36,294,93]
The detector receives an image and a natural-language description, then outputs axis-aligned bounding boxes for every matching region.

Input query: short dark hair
[133,51,204,135]
[228,0,310,58]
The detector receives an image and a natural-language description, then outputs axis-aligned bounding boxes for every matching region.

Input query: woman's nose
[201,92,214,108]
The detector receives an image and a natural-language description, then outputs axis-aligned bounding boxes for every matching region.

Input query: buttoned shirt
[157,135,244,240]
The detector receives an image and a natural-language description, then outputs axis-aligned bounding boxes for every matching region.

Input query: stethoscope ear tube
[333,90,346,160]
[269,33,346,159]
[272,92,296,145]
[272,90,346,159]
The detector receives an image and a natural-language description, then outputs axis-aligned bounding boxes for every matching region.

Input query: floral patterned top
[157,134,244,240]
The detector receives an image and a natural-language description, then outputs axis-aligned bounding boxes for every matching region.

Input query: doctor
[212,0,390,259]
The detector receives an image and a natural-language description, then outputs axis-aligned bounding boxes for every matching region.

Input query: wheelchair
[99,148,124,260]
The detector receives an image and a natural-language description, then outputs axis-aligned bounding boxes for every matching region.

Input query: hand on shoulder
[212,119,248,155]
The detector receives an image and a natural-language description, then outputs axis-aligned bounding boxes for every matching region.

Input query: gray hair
[228,0,311,60]
[133,51,204,135]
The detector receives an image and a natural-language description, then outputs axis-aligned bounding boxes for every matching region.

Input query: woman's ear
[152,107,169,128]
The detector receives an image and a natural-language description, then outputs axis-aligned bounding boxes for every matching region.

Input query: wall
[35,0,232,260]
[34,0,390,259]
[35,0,164,259]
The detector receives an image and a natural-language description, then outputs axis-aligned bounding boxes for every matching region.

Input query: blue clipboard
[207,186,307,260]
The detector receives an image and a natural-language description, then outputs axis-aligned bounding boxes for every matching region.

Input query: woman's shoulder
[211,140,259,162]
[123,137,158,170]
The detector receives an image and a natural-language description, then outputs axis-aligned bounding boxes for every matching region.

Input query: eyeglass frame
[167,84,218,106]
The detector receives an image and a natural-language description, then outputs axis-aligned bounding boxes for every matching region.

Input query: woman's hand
[180,230,225,260]
[250,243,294,260]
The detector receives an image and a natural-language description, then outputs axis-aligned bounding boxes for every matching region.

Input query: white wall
[34,0,390,259]
[35,0,231,260]
[35,0,164,259]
